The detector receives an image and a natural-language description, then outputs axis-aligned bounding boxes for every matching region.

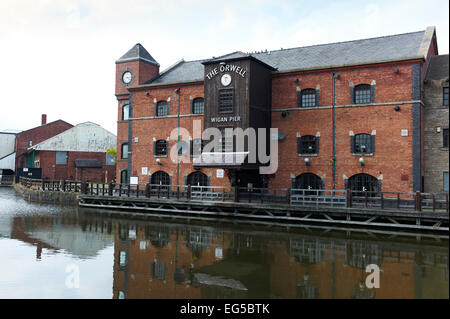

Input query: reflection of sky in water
[0,188,114,298]
[0,239,114,298]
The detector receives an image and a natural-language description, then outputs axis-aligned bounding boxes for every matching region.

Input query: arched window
[154,140,168,156]
[294,173,324,191]
[192,97,204,114]
[156,101,169,116]
[122,104,129,120]
[151,171,170,186]
[186,171,209,186]
[300,88,317,107]
[354,84,371,104]
[121,143,128,159]
[120,169,128,184]
[353,133,372,153]
[348,173,380,197]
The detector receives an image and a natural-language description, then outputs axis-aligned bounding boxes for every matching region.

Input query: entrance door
[236,170,264,189]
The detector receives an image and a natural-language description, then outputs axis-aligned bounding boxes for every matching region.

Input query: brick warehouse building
[27,122,117,182]
[115,26,439,193]
[15,114,73,179]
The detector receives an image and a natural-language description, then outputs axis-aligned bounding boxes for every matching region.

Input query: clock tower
[115,43,160,96]
[115,43,159,184]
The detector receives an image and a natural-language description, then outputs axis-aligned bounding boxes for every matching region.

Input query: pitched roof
[141,27,434,87]
[28,122,116,152]
[425,54,449,80]
[116,43,159,66]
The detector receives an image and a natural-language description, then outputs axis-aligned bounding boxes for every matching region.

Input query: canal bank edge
[13,183,79,205]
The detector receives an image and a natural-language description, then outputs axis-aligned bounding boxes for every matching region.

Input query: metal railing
[18,177,449,213]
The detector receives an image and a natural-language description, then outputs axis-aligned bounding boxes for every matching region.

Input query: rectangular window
[444,172,449,192]
[354,134,372,153]
[219,127,233,152]
[218,89,233,113]
[190,138,203,156]
[106,153,115,165]
[443,128,449,148]
[151,261,166,280]
[55,151,67,165]
[155,140,168,156]
[119,251,126,267]
[299,135,317,154]
[121,144,128,159]
[443,87,449,106]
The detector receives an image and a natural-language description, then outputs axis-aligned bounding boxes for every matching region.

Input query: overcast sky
[0,0,448,135]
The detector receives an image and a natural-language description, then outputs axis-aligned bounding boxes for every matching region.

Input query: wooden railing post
[187,184,191,200]
[234,186,239,202]
[108,182,113,196]
[380,192,384,209]
[346,190,352,208]
[145,184,150,198]
[432,194,436,212]
[414,191,422,211]
[61,180,66,192]
[286,188,291,205]
[81,181,87,194]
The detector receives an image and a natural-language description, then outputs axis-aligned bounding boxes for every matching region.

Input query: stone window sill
[440,147,449,151]
[154,155,168,158]
[352,153,374,157]
[298,153,318,157]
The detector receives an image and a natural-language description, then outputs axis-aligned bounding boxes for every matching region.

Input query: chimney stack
[41,114,47,125]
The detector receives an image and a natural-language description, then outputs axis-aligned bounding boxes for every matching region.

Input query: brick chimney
[41,114,47,125]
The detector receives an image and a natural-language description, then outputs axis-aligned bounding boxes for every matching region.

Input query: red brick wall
[270,64,417,192]
[15,120,73,169]
[116,61,423,192]
[37,150,116,182]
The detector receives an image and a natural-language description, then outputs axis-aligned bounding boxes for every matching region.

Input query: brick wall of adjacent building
[423,78,449,192]
[35,150,116,182]
[15,120,73,169]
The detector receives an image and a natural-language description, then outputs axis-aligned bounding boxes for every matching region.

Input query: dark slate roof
[74,159,102,168]
[425,55,449,80]
[117,43,159,65]
[144,30,428,86]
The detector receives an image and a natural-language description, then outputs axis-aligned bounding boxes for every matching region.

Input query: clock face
[221,73,231,86]
[122,71,133,84]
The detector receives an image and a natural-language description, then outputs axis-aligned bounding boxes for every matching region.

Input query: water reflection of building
[105,217,448,299]
[112,222,240,299]
[269,237,448,299]
[9,215,114,260]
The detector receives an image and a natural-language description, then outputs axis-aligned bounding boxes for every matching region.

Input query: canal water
[0,187,448,299]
